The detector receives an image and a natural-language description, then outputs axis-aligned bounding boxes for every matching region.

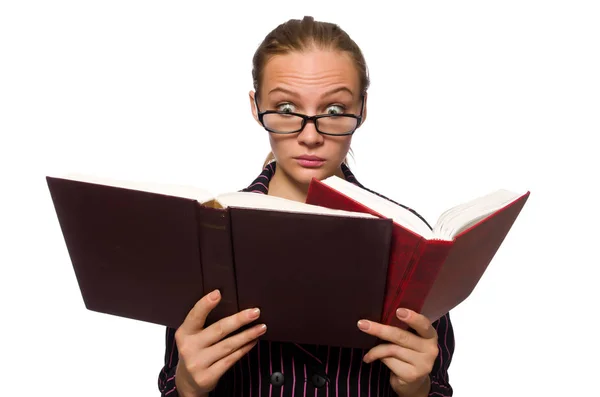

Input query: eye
[325,105,345,115]
[276,103,296,113]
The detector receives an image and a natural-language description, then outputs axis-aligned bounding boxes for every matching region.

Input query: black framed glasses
[254,95,365,136]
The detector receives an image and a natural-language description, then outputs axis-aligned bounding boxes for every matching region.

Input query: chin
[293,165,335,185]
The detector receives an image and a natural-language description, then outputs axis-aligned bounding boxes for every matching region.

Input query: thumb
[178,289,221,335]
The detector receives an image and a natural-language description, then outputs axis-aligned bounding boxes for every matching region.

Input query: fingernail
[257,324,267,334]
[357,320,370,331]
[396,308,409,319]
[209,289,221,301]
[248,308,260,319]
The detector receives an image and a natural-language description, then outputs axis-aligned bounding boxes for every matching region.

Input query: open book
[306,176,530,327]
[46,173,391,348]
[47,172,528,347]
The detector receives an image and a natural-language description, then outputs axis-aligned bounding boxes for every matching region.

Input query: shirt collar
[242,161,362,195]
[241,161,433,231]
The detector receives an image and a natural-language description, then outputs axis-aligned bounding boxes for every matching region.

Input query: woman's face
[250,49,366,186]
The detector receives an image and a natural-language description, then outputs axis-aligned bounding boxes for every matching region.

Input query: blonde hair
[252,16,369,99]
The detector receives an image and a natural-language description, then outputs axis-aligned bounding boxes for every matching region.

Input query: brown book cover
[228,207,392,347]
[46,176,207,329]
[46,175,394,348]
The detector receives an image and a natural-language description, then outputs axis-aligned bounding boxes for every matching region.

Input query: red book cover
[305,179,441,327]
[419,191,530,323]
[306,178,529,328]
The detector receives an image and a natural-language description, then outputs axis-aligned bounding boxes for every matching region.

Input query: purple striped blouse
[158,162,455,396]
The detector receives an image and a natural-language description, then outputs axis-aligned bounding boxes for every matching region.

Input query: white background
[1,1,599,396]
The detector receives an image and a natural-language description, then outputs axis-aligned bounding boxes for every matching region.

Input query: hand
[357,308,438,397]
[174,289,267,397]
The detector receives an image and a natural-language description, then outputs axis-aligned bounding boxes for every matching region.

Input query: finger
[382,357,424,386]
[202,323,267,367]
[394,308,437,340]
[362,343,419,366]
[198,307,262,348]
[204,338,259,381]
[179,289,222,335]
[357,319,423,351]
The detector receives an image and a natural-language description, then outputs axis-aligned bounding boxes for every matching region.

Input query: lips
[296,155,325,161]
[294,155,325,168]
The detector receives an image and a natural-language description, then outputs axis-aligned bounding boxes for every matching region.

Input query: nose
[297,119,324,147]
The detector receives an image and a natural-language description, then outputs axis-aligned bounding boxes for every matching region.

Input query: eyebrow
[267,87,300,97]
[267,86,355,98]
[323,87,354,98]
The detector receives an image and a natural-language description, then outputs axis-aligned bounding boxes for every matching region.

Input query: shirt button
[311,374,327,388]
[270,371,285,386]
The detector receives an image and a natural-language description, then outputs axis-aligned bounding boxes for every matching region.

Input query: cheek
[331,137,352,158]
[268,134,292,157]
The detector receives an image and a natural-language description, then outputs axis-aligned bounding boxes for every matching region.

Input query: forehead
[260,49,360,97]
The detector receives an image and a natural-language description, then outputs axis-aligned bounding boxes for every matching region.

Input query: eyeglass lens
[262,113,358,134]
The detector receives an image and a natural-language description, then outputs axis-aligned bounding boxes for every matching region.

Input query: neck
[268,168,309,202]
[268,163,346,203]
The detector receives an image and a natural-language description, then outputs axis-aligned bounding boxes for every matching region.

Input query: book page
[320,176,434,237]
[433,189,524,239]
[55,173,216,203]
[213,191,377,218]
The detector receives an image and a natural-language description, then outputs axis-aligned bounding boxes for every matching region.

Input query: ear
[249,90,262,126]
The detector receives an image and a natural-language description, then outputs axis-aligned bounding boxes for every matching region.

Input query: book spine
[381,231,423,326]
[385,240,452,329]
[196,205,239,326]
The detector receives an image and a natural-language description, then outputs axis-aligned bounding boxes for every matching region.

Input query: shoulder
[240,161,276,194]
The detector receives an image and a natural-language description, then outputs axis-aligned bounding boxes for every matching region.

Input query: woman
[158,16,454,397]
